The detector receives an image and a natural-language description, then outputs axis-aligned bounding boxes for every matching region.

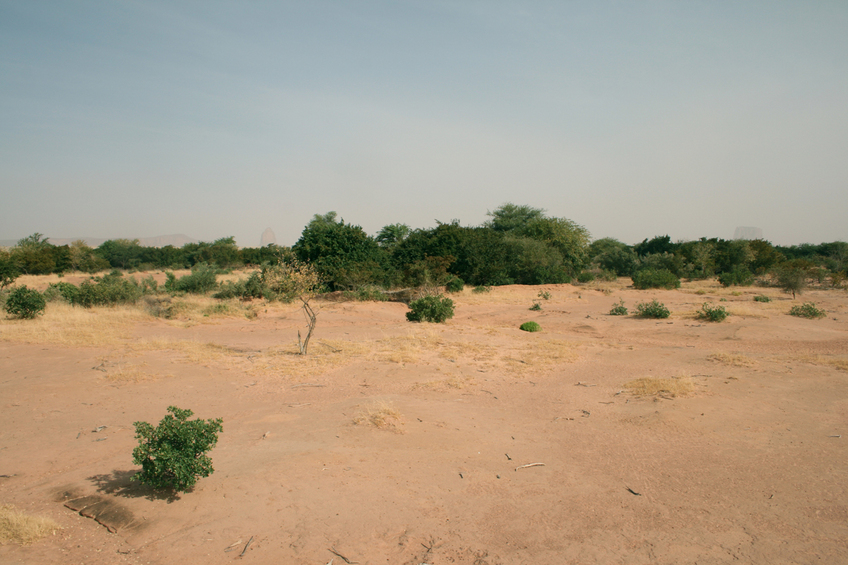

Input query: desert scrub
[445,277,464,293]
[753,295,771,303]
[0,504,61,545]
[165,264,219,294]
[718,267,755,287]
[635,299,670,319]
[789,303,826,319]
[631,268,680,290]
[529,302,542,311]
[623,376,694,398]
[4,286,46,319]
[406,295,454,323]
[43,281,80,304]
[213,272,266,300]
[698,303,728,322]
[472,285,491,294]
[609,299,628,316]
[132,406,223,492]
[353,400,403,433]
[519,321,541,332]
[538,290,552,300]
[76,271,143,306]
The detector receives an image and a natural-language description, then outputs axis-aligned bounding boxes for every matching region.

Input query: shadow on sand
[87,469,182,503]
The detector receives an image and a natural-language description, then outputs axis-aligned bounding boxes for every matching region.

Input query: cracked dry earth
[1,281,847,564]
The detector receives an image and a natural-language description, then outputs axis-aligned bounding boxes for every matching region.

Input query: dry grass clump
[412,375,469,391]
[0,302,143,347]
[623,376,695,398]
[248,340,368,379]
[707,353,757,367]
[797,355,848,372]
[353,400,403,433]
[0,504,61,545]
[504,339,579,375]
[375,330,443,364]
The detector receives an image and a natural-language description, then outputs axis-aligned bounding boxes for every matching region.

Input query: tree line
[2,204,846,292]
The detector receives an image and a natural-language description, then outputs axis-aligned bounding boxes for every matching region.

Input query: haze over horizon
[2,1,846,248]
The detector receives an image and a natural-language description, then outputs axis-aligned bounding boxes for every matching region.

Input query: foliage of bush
[698,303,728,322]
[519,321,541,332]
[44,282,80,303]
[132,406,223,493]
[341,285,389,302]
[445,277,464,293]
[77,272,143,307]
[0,250,20,289]
[789,303,826,319]
[164,264,219,294]
[635,299,670,319]
[538,290,552,300]
[775,263,807,298]
[718,267,755,287]
[577,271,595,283]
[261,256,322,303]
[529,302,542,311]
[753,295,771,303]
[213,272,266,300]
[472,285,491,294]
[5,286,46,319]
[632,268,680,290]
[406,295,454,323]
[609,299,628,316]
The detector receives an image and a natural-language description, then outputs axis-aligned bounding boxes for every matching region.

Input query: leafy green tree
[748,239,784,274]
[376,223,411,248]
[589,238,638,277]
[5,286,46,319]
[11,233,56,275]
[97,239,145,269]
[69,240,109,273]
[485,203,546,233]
[0,250,20,289]
[515,216,590,277]
[183,237,240,268]
[634,235,676,257]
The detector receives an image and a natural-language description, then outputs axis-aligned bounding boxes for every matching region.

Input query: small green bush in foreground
[132,406,223,493]
[789,303,826,319]
[635,299,670,319]
[609,299,628,316]
[698,303,728,322]
[753,295,771,303]
[5,286,46,319]
[406,295,455,323]
[44,282,80,304]
[519,321,541,332]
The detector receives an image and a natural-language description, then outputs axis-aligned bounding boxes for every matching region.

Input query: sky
[1,1,847,248]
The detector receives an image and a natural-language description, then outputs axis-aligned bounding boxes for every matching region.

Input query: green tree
[11,233,56,275]
[515,216,590,277]
[376,223,411,248]
[0,249,20,289]
[589,238,637,277]
[485,203,546,233]
[97,239,144,269]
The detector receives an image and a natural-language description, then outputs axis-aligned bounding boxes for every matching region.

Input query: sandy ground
[1,279,847,564]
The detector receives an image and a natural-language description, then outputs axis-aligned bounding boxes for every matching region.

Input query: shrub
[260,257,321,303]
[406,295,454,323]
[5,286,45,319]
[576,271,595,283]
[635,299,670,319]
[341,284,389,302]
[753,295,771,303]
[609,299,628,316]
[445,277,464,293]
[698,303,728,322]
[789,303,826,319]
[775,264,807,298]
[472,285,491,294]
[632,268,680,290]
[132,406,223,493]
[76,272,143,307]
[519,321,541,332]
[165,264,218,294]
[529,302,542,311]
[718,267,755,287]
[213,272,266,300]
[538,290,552,300]
[44,282,80,303]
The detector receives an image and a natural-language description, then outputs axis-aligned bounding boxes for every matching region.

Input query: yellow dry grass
[0,504,61,546]
[353,400,403,432]
[707,353,757,367]
[412,375,470,391]
[0,302,144,347]
[796,355,848,372]
[246,339,369,380]
[623,376,695,398]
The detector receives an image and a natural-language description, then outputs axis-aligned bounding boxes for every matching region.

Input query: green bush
[132,406,223,493]
[213,272,266,300]
[609,299,628,316]
[341,284,389,302]
[472,285,491,294]
[635,299,670,319]
[519,321,541,332]
[789,303,826,319]
[576,271,595,283]
[718,267,754,287]
[529,302,542,311]
[76,272,143,307]
[632,268,680,290]
[165,264,218,294]
[698,303,728,322]
[445,277,465,293]
[753,295,771,303]
[537,290,552,300]
[406,295,455,323]
[5,286,46,319]
[44,282,80,303]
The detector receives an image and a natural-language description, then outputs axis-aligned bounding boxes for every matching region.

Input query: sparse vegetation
[609,299,628,316]
[623,376,694,398]
[164,264,219,294]
[77,271,144,306]
[353,400,403,433]
[698,303,728,322]
[132,406,223,493]
[529,302,542,311]
[753,295,771,303]
[472,285,491,294]
[635,299,670,319]
[632,268,680,290]
[406,295,455,323]
[789,302,826,319]
[4,286,46,319]
[538,290,552,300]
[0,504,61,545]
[707,353,757,367]
[519,321,541,332]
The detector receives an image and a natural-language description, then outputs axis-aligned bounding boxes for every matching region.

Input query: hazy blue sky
[2,1,846,247]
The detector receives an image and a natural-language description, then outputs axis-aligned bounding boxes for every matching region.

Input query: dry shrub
[0,302,144,347]
[248,340,368,379]
[707,353,757,367]
[353,401,403,432]
[797,355,848,372]
[375,330,443,364]
[103,364,161,383]
[623,376,695,398]
[0,504,61,545]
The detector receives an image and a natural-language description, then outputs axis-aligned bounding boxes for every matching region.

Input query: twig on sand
[239,536,253,557]
[320,341,342,352]
[626,487,642,496]
[515,463,545,471]
[224,540,242,552]
[329,547,358,564]
[575,382,596,387]
[292,383,325,388]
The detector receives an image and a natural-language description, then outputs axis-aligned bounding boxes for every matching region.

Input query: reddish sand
[1,281,847,564]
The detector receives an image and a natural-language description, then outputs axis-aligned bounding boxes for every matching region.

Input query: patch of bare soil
[1,282,847,564]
